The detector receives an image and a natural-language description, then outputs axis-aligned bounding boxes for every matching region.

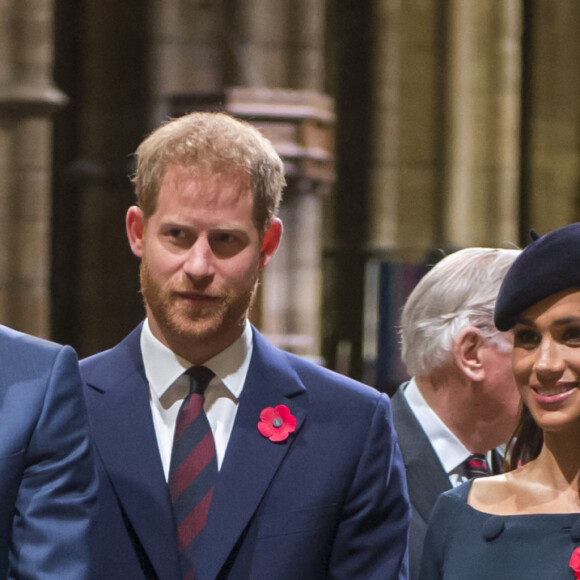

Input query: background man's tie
[464,453,491,478]
[169,366,217,580]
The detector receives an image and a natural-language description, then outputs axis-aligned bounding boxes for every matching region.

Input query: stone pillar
[363,0,523,257]
[523,0,580,233]
[230,0,291,87]
[288,0,326,90]
[149,0,225,122]
[0,0,66,337]
[369,0,444,258]
[227,88,334,361]
[368,0,521,255]
[442,0,522,247]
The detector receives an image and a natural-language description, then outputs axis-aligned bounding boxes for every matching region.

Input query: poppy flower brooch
[257,404,296,442]
[570,546,580,579]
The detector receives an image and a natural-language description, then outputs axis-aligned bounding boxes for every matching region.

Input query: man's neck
[415,372,500,454]
[147,316,247,365]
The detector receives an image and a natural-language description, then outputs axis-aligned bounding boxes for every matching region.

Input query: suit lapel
[197,329,307,580]
[83,326,182,580]
[391,387,451,524]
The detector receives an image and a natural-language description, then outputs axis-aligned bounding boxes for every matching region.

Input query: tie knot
[186,366,215,395]
[465,453,491,478]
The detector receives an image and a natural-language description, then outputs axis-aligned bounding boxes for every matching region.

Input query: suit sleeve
[9,345,98,579]
[328,394,411,579]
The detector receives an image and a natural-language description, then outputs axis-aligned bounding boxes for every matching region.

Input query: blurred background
[2,0,580,394]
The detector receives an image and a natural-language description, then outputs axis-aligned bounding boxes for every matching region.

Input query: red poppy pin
[258,405,297,442]
[570,546,580,579]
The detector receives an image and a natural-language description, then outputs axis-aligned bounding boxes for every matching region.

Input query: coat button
[483,516,505,541]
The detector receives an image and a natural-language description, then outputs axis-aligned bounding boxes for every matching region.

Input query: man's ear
[126,205,145,258]
[259,218,283,268]
[453,326,486,382]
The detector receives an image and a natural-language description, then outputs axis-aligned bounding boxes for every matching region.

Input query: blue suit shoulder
[0,323,68,356]
[0,324,78,382]
[254,328,387,404]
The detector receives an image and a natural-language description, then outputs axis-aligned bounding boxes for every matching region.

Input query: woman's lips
[531,382,578,404]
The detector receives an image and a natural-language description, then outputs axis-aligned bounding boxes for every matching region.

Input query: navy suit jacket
[0,325,98,578]
[81,323,410,579]
[391,386,451,580]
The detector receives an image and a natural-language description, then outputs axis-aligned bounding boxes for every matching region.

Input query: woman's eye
[562,326,580,343]
[513,328,539,348]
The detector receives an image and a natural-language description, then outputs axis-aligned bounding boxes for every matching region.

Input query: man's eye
[213,233,236,244]
[209,233,245,258]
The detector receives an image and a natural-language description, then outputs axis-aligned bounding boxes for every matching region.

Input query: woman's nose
[533,338,565,377]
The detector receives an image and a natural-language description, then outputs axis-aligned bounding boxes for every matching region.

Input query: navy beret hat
[494,222,580,331]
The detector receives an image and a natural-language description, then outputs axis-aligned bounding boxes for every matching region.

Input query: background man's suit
[81,323,410,580]
[0,324,97,578]
[391,385,504,580]
[390,387,450,580]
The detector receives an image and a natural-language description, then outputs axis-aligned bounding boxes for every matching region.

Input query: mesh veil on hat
[494,222,580,331]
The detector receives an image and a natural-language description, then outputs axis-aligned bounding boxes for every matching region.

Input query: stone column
[367,0,522,255]
[442,0,521,246]
[369,0,444,257]
[149,0,225,122]
[288,0,326,90]
[0,0,66,337]
[229,0,291,87]
[523,0,580,233]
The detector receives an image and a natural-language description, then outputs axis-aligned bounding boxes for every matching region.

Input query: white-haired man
[392,247,521,580]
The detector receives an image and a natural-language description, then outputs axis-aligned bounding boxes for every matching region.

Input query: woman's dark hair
[506,405,543,470]
[507,404,580,496]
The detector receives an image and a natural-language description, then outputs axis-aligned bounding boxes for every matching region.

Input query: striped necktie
[169,366,217,580]
[464,453,491,479]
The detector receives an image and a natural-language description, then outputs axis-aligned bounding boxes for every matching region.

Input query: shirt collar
[141,318,253,402]
[403,377,471,473]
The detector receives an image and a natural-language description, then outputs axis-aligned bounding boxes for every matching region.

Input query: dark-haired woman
[420,223,580,580]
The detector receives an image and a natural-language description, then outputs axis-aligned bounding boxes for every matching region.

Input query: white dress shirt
[141,319,253,480]
[403,378,491,487]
